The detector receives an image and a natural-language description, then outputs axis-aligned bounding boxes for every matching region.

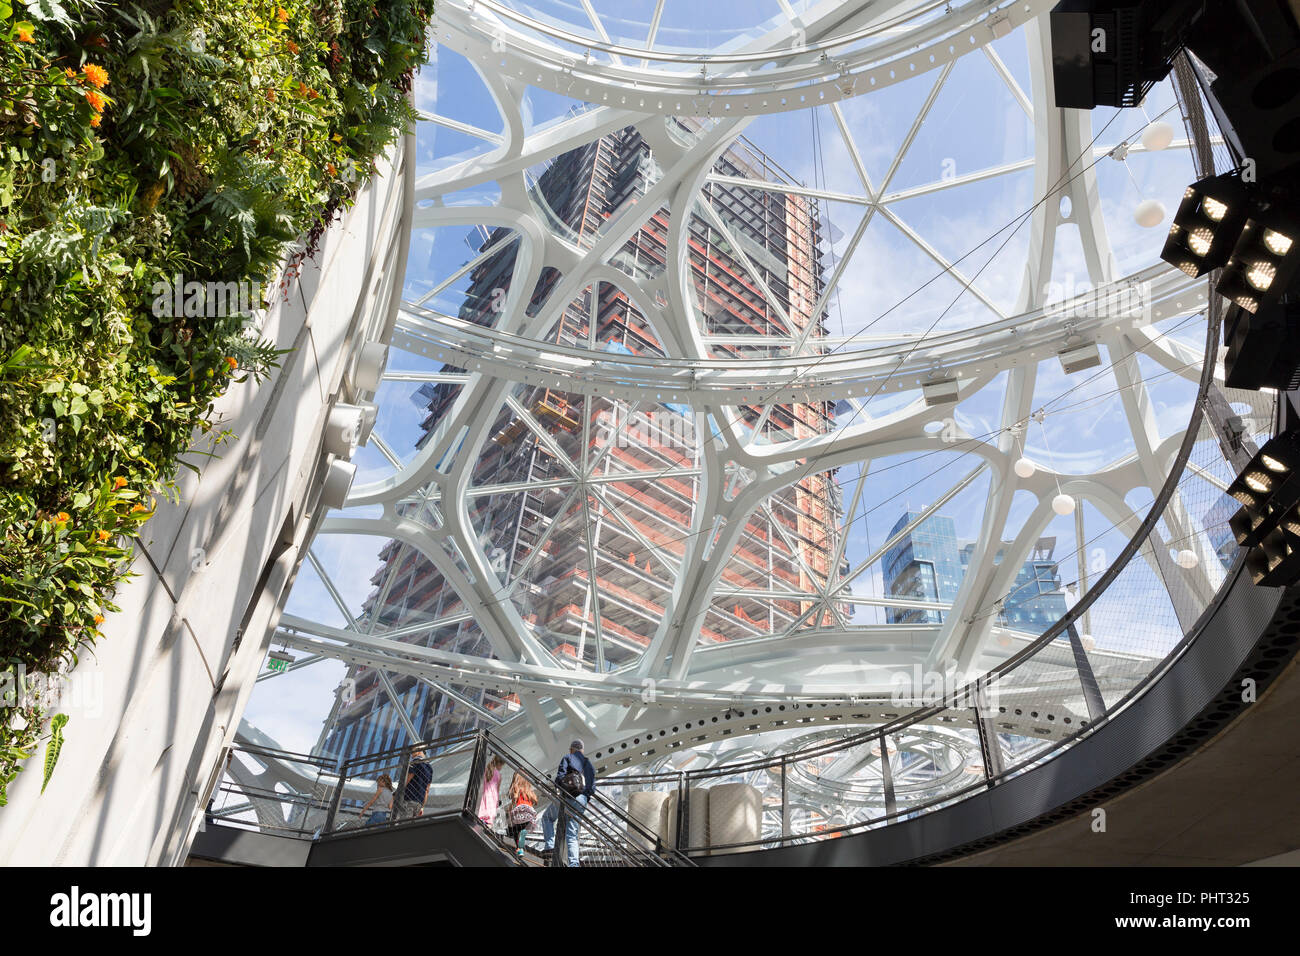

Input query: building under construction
[318,125,845,761]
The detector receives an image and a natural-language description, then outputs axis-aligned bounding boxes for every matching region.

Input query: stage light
[1262,452,1292,474]
[1202,197,1228,222]
[1246,261,1278,291]
[1201,47,1300,182]
[1264,229,1294,257]
[1160,172,1253,277]
[1244,471,1271,494]
[1244,524,1300,587]
[1187,227,1212,256]
[1217,215,1300,314]
[1227,435,1300,585]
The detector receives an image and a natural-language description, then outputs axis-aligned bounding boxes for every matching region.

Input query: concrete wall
[0,139,410,866]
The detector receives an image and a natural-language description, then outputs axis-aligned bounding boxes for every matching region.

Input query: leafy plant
[0,0,431,805]
[40,711,67,792]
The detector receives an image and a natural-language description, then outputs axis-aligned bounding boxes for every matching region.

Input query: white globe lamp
[1134,199,1166,228]
[1140,120,1175,151]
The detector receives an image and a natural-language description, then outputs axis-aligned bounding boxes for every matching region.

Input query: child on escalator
[505,773,538,857]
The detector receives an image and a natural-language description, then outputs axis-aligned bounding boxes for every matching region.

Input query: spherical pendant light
[1134,199,1166,228]
[1140,120,1175,151]
[1014,457,1036,479]
[1052,493,1076,516]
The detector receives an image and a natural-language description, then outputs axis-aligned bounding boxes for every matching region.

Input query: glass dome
[244,1,1269,794]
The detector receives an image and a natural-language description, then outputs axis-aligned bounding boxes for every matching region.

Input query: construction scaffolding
[321,125,845,755]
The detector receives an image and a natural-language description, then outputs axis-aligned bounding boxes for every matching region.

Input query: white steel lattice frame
[258,2,1244,769]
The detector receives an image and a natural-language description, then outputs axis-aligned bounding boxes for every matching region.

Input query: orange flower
[287,39,299,54]
[112,476,127,490]
[131,503,148,514]
[94,614,105,626]
[96,530,111,542]
[276,6,288,23]
[89,113,101,128]
[56,511,70,523]
[84,89,105,112]
[82,64,109,88]
[16,26,34,42]
[326,162,336,176]
[64,67,76,78]
[224,356,238,370]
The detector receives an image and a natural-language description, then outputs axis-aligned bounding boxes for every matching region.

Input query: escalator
[191,732,692,867]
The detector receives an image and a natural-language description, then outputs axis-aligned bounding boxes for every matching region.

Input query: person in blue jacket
[541,739,595,866]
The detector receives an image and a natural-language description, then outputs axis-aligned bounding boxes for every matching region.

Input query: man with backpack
[541,739,595,867]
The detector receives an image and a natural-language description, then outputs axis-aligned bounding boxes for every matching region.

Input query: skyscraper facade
[316,125,844,761]
[960,538,1069,633]
[883,510,1068,632]
[882,512,963,625]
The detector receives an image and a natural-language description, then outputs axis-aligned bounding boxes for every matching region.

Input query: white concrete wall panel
[0,143,408,866]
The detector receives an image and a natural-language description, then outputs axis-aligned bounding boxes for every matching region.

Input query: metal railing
[589,378,1275,856]
[208,731,694,866]
[553,42,1268,859]
[203,742,338,839]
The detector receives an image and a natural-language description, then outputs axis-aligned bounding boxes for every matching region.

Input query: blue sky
[244,19,1213,751]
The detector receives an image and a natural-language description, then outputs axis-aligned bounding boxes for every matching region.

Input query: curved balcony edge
[698,560,1298,866]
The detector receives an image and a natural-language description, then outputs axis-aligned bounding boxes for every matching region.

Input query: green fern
[40,713,69,794]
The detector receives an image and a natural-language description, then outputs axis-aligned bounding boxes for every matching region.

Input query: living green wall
[0,0,430,804]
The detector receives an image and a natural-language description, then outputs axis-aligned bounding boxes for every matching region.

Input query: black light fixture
[1223,294,1300,391]
[1183,0,1300,172]
[1227,431,1300,585]
[1216,210,1300,314]
[1159,172,1254,278]
[1193,37,1300,183]
[1243,517,1300,586]
[1050,1,1205,110]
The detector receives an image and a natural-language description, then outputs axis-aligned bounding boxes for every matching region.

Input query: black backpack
[558,758,586,796]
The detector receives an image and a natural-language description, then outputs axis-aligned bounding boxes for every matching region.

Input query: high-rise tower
[318,125,844,760]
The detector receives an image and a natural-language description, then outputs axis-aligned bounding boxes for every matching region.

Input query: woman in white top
[360,773,394,825]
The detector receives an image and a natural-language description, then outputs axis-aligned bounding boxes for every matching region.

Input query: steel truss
[252,3,1263,781]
